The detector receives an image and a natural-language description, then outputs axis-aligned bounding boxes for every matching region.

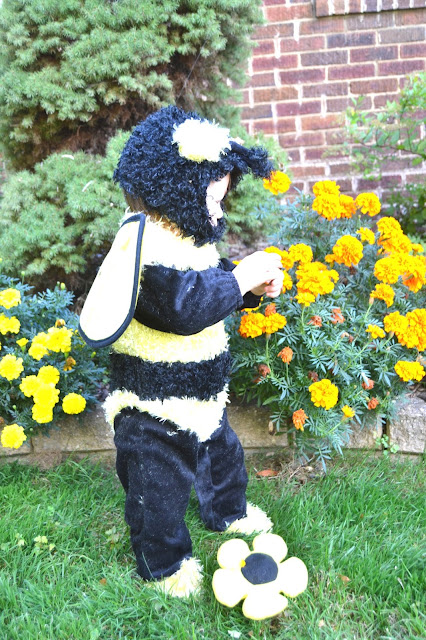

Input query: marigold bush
[229,179,426,465]
[0,275,107,451]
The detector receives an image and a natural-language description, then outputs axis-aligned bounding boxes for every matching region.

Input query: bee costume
[79,106,275,597]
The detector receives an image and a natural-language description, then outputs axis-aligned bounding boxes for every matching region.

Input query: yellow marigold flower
[63,356,76,371]
[1,423,27,449]
[263,312,287,335]
[45,327,73,353]
[296,261,338,295]
[263,170,291,195]
[339,194,357,218]
[239,313,265,339]
[309,379,339,410]
[376,217,412,254]
[0,314,20,335]
[20,375,40,398]
[404,309,426,352]
[295,290,316,306]
[16,337,29,347]
[264,247,294,271]
[33,383,60,408]
[374,256,400,284]
[400,254,426,293]
[32,403,54,424]
[342,405,355,418]
[28,343,49,361]
[0,354,24,381]
[289,243,313,264]
[55,318,66,327]
[411,243,424,253]
[312,180,340,197]
[312,194,341,221]
[62,393,87,415]
[383,311,409,336]
[394,360,425,382]
[277,347,293,363]
[356,227,375,245]
[38,365,60,386]
[0,288,21,309]
[292,409,307,431]
[366,324,385,340]
[330,235,364,267]
[282,270,293,292]
[370,283,395,308]
[377,216,402,237]
[355,192,381,216]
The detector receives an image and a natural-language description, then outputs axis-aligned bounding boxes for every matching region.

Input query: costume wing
[78,214,145,348]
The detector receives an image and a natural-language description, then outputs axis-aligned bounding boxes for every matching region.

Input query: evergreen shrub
[0,0,263,170]
[0,274,107,451]
[228,179,426,467]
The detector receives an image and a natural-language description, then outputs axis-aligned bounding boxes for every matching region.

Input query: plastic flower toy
[212,533,308,620]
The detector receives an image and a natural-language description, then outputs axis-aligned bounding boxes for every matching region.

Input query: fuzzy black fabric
[113,105,274,246]
[134,263,243,335]
[114,408,248,580]
[110,350,232,402]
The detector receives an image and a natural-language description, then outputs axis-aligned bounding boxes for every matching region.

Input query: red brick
[275,118,298,133]
[304,147,327,161]
[358,176,401,190]
[328,64,375,81]
[350,46,398,63]
[241,104,273,120]
[255,23,294,40]
[276,101,321,117]
[281,36,326,54]
[292,165,326,178]
[280,68,325,84]
[252,41,275,56]
[327,96,372,112]
[314,0,329,17]
[253,86,299,103]
[350,78,398,94]
[247,72,275,88]
[252,54,298,72]
[326,130,346,145]
[279,132,325,147]
[327,32,376,48]
[348,0,363,13]
[365,0,379,11]
[373,94,399,108]
[301,50,348,67]
[266,4,312,22]
[346,13,394,31]
[328,163,352,175]
[290,181,305,192]
[304,82,348,98]
[300,17,345,35]
[406,173,426,184]
[378,59,425,76]
[401,43,426,59]
[379,27,425,44]
[395,9,426,26]
[252,120,277,135]
[285,148,301,163]
[301,114,342,131]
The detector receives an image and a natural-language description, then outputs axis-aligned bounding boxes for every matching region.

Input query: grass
[0,452,425,640]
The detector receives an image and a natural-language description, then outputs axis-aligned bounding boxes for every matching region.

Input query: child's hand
[233,251,282,297]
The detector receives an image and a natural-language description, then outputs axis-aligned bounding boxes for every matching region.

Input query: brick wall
[241,0,426,198]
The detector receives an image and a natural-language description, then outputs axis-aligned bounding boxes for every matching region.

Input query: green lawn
[0,453,425,640]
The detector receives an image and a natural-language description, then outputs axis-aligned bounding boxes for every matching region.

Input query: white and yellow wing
[78,214,145,348]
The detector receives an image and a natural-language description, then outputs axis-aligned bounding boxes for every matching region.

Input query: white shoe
[224,503,273,535]
[149,557,203,598]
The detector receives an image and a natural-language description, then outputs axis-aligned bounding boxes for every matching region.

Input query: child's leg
[194,410,248,531]
[114,408,199,580]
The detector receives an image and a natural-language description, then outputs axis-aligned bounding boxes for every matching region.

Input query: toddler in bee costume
[79,106,283,597]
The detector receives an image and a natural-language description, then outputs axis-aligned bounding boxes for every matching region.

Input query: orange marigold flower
[295,290,316,306]
[309,379,339,410]
[402,309,426,351]
[370,283,395,308]
[394,360,425,382]
[400,254,426,293]
[339,194,357,218]
[292,409,307,431]
[331,308,345,324]
[312,194,341,221]
[366,324,385,340]
[55,318,66,328]
[258,364,271,378]
[263,312,287,335]
[308,315,322,327]
[355,192,381,216]
[289,243,313,264]
[63,356,76,371]
[277,347,293,363]
[362,378,375,390]
[263,171,291,195]
[356,227,375,245]
[282,270,293,292]
[264,303,276,317]
[312,180,340,197]
[308,371,319,382]
[329,235,364,267]
[374,256,400,284]
[264,247,295,271]
[238,313,265,339]
[367,397,379,410]
[383,311,409,338]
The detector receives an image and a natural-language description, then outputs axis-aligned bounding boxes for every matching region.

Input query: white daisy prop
[212,533,308,620]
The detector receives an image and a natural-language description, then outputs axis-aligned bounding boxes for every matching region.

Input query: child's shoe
[224,503,273,535]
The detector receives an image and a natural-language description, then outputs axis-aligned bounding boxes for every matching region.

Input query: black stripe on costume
[109,350,232,402]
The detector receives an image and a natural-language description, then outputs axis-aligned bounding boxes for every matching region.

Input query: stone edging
[1,397,424,469]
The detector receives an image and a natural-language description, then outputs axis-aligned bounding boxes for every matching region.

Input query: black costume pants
[113,408,248,580]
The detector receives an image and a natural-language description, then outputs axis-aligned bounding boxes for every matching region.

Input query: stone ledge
[1,396,424,468]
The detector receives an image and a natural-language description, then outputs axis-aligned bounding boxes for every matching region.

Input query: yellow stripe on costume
[141,217,221,272]
[104,388,229,442]
[112,319,228,364]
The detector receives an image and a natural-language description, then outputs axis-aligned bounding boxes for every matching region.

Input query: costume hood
[113,105,274,246]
